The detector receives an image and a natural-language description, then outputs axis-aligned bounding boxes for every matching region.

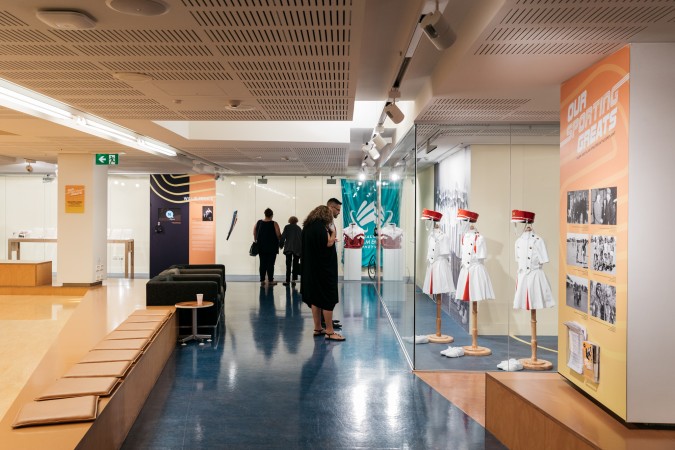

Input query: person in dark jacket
[279,216,302,286]
[253,208,281,286]
[300,205,344,341]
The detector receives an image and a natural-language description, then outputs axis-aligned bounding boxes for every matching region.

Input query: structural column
[57,153,108,286]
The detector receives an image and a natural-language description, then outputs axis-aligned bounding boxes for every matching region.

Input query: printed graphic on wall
[559,45,629,417]
[149,174,216,277]
[435,148,470,331]
[65,185,85,213]
[340,179,401,267]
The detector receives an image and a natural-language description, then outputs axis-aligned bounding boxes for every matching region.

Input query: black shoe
[333,321,342,329]
[282,282,290,286]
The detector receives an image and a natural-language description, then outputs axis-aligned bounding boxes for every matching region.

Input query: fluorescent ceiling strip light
[138,139,177,157]
[0,85,73,120]
[0,76,178,160]
[84,119,137,143]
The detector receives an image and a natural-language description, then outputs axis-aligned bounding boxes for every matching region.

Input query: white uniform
[423,228,455,295]
[455,230,495,302]
[513,231,555,310]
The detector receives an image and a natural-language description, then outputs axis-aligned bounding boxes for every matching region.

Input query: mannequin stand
[519,309,553,370]
[428,293,453,344]
[462,301,491,356]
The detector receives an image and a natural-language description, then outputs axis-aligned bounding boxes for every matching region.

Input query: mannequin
[421,209,454,344]
[512,209,555,370]
[343,223,365,281]
[455,209,494,356]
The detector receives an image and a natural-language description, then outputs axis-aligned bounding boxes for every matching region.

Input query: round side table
[175,301,214,345]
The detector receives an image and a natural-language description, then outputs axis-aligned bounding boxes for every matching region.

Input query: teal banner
[341,179,401,266]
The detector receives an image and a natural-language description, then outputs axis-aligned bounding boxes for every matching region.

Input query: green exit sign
[95,154,119,165]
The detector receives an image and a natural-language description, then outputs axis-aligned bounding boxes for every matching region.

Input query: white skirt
[456,263,495,302]
[513,269,555,310]
[423,259,455,295]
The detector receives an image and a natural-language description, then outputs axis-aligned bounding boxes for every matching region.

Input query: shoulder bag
[249,221,261,256]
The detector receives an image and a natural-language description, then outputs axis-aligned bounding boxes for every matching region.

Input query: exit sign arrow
[95,154,119,165]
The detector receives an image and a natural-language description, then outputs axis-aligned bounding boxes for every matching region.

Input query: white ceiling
[0,0,673,176]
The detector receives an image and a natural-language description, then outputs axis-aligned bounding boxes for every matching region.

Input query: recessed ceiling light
[225,100,256,111]
[106,0,169,17]
[113,72,153,82]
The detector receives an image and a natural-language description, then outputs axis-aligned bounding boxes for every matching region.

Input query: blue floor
[122,282,505,449]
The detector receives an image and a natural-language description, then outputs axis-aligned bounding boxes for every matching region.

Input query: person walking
[254,208,281,286]
[279,216,302,287]
[300,205,345,341]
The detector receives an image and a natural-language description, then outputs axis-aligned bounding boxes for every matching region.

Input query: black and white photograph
[590,280,617,325]
[202,205,213,221]
[567,190,589,224]
[591,235,616,275]
[566,233,589,269]
[591,187,617,225]
[565,274,588,313]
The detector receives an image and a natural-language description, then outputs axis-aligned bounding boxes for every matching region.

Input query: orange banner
[559,45,630,419]
[188,175,216,264]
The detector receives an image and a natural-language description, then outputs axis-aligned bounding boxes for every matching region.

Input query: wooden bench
[0,260,52,286]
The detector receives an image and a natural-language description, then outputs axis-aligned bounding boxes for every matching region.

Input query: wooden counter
[0,260,52,287]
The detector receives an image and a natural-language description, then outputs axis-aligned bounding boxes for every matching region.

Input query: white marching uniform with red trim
[456,230,495,302]
[423,228,455,295]
[513,231,555,310]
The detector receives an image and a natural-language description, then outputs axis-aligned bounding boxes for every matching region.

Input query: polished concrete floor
[122,282,505,449]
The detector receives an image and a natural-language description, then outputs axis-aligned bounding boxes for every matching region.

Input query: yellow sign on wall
[65,185,85,213]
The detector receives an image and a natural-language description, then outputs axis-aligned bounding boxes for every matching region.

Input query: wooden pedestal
[0,260,52,286]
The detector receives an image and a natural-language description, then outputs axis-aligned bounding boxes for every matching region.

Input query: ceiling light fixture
[368,146,380,161]
[106,0,169,17]
[36,10,97,29]
[383,89,404,124]
[421,0,456,51]
[225,100,256,111]
[138,138,177,157]
[0,82,73,120]
[358,170,366,181]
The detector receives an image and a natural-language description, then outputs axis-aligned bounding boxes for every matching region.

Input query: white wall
[471,144,560,335]
[626,43,675,424]
[215,176,342,277]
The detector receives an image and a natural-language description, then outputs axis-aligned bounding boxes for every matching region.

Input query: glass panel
[386,123,560,371]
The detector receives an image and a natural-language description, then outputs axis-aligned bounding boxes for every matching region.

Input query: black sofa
[146,264,226,332]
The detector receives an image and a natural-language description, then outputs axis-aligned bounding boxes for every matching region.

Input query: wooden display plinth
[519,357,553,370]
[463,345,491,356]
[0,260,52,286]
[428,334,453,344]
[486,372,675,450]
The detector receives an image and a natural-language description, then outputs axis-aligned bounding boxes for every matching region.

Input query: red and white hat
[421,208,442,221]
[457,209,479,223]
[511,209,535,223]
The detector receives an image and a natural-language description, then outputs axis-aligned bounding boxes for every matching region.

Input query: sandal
[313,329,326,336]
[325,332,345,341]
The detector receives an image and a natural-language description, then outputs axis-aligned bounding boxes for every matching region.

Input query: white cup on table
[196,293,203,305]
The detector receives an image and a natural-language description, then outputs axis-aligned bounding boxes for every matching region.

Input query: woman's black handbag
[250,220,261,256]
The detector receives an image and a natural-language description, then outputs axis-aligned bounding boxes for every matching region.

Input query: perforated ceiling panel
[417,98,533,123]
[475,0,675,55]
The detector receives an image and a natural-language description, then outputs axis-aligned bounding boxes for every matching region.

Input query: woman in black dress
[253,208,281,286]
[300,205,344,341]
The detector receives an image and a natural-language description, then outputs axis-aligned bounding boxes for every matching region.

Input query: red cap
[511,210,535,223]
[457,209,479,223]
[421,209,442,221]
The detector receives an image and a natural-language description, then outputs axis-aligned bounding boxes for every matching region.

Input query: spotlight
[25,159,35,173]
[372,134,387,151]
[368,146,380,161]
[384,103,404,124]
[364,156,376,167]
[421,9,456,50]
[358,171,366,181]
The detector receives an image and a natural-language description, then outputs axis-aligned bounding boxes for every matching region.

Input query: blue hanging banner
[340,179,401,266]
